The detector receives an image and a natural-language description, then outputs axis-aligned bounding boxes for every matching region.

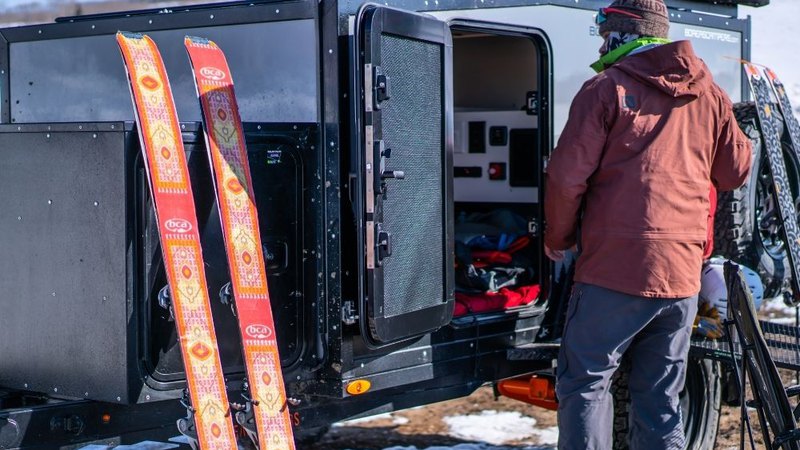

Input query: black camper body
[0,0,759,447]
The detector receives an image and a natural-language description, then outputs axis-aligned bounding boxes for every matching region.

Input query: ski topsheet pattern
[744,62,800,303]
[116,32,237,449]
[184,36,295,449]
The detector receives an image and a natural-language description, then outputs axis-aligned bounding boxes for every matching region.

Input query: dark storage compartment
[141,123,310,391]
[449,28,546,318]
[0,122,310,404]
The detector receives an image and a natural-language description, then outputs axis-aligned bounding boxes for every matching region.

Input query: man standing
[544,0,752,448]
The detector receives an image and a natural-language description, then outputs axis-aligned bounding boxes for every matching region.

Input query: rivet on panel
[275,9,280,13]
[181,124,185,130]
[149,20,153,24]
[17,216,21,221]
[47,200,52,205]
[91,25,95,29]
[210,14,215,19]
[54,387,57,392]
[117,396,121,401]
[46,133,50,138]
[257,125,262,130]
[93,133,97,139]
[93,201,99,206]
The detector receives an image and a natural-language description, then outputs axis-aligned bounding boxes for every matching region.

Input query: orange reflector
[346,379,371,396]
[497,374,558,411]
[101,413,111,424]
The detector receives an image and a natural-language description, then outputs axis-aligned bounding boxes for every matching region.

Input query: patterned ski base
[117,32,237,450]
[744,62,800,303]
[765,67,800,172]
[185,36,295,450]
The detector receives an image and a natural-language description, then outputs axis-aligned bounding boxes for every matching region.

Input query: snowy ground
[332,409,558,450]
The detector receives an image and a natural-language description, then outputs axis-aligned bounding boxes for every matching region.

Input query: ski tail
[116,31,238,450]
[184,35,296,450]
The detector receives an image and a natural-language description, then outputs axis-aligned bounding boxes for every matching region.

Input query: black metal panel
[8,19,318,124]
[355,5,455,345]
[0,126,132,403]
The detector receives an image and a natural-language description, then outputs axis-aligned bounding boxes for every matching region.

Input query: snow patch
[762,296,798,318]
[443,410,539,445]
[531,426,559,446]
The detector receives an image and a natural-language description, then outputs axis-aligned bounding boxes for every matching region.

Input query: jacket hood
[613,40,712,98]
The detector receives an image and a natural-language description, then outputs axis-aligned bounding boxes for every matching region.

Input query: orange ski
[184,35,295,450]
[116,32,237,450]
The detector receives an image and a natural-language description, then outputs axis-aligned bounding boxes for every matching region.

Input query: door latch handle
[381,170,405,180]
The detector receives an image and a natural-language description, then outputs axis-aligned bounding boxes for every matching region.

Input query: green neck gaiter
[590,37,671,73]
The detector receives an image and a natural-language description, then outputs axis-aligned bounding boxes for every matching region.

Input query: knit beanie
[598,0,670,39]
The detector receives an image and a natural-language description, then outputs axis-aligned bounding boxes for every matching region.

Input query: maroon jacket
[545,41,751,298]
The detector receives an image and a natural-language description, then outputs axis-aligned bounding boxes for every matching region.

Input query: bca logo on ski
[246,324,273,339]
[200,67,226,81]
[164,218,193,234]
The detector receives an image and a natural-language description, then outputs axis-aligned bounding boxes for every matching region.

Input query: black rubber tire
[611,356,721,449]
[713,101,797,298]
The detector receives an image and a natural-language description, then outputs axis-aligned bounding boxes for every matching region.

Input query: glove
[693,303,724,339]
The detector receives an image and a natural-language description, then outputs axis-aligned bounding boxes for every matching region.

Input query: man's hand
[545,245,566,261]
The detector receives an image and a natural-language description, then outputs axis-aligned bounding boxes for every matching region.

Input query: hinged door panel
[355,4,455,345]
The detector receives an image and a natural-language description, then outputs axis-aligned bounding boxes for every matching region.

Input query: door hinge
[342,300,359,325]
[373,65,391,108]
[376,227,392,264]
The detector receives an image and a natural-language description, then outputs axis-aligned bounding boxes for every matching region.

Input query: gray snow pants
[556,282,698,450]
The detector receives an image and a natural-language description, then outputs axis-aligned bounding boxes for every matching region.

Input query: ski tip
[117,30,145,41]
[185,35,217,48]
[743,62,761,78]
[765,67,778,82]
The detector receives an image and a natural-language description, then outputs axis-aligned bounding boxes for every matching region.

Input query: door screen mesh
[379,33,444,318]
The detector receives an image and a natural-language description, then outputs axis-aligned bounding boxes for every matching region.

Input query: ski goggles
[595,7,643,25]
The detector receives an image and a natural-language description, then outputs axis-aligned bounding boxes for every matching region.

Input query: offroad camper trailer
[0,0,769,447]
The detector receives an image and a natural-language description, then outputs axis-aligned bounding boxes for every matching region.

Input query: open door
[353,4,455,346]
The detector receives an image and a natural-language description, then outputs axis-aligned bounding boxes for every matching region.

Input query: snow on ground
[442,411,555,446]
[761,296,799,321]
